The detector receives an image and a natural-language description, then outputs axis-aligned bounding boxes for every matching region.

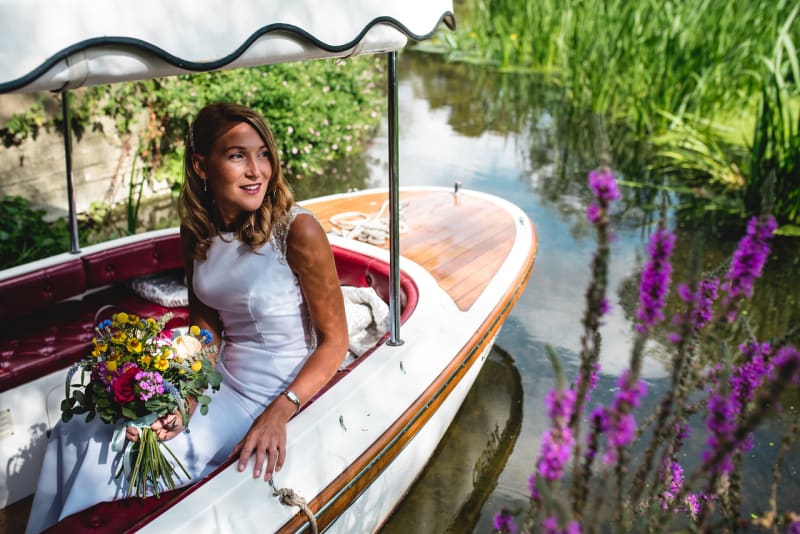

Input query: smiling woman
[192,122,274,228]
[23,102,350,534]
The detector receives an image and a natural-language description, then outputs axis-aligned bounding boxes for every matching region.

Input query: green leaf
[775,224,800,236]
[122,406,138,420]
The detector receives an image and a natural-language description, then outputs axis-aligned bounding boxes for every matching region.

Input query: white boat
[0,2,538,532]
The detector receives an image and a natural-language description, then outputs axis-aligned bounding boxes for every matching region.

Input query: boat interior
[0,230,418,532]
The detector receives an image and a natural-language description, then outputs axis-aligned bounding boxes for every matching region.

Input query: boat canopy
[0,0,454,93]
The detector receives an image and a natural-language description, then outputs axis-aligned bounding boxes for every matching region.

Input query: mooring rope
[270,479,318,534]
[329,200,408,246]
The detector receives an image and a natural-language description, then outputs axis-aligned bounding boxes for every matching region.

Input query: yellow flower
[510,33,518,41]
[139,355,152,368]
[154,358,169,371]
[111,331,127,344]
[127,338,143,353]
[114,312,129,324]
[469,31,477,39]
[161,347,173,358]
[106,360,118,372]
[191,360,203,372]
[189,325,201,336]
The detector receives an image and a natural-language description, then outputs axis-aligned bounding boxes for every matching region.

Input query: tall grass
[748,9,800,227]
[447,0,800,226]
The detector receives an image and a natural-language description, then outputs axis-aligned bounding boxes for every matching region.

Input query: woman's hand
[125,412,186,443]
[230,396,296,481]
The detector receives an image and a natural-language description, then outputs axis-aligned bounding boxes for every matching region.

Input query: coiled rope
[329,200,408,246]
[270,478,318,534]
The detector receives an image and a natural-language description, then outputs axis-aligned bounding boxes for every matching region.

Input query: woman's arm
[232,213,348,480]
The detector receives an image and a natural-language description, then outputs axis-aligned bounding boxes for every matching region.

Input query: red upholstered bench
[0,232,189,393]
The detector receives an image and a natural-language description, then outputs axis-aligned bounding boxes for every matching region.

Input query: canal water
[368,52,800,532]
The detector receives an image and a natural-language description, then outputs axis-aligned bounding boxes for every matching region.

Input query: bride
[25,102,349,534]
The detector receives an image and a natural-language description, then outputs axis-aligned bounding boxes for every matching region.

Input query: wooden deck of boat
[303,189,516,311]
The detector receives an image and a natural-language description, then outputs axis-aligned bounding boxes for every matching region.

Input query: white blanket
[341,285,390,366]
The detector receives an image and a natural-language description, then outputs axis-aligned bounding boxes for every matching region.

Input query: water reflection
[381,347,523,534]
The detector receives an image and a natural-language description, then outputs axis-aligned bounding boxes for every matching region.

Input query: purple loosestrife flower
[635,229,676,333]
[660,460,684,510]
[672,277,720,342]
[685,493,703,518]
[732,341,772,405]
[586,203,602,224]
[771,345,800,385]
[601,371,648,464]
[588,169,621,201]
[722,215,777,320]
[493,509,517,533]
[542,517,582,534]
[536,388,577,480]
[527,473,540,500]
[787,520,800,534]
[702,391,738,475]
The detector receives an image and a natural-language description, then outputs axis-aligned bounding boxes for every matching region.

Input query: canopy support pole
[386,51,403,346]
[61,91,81,254]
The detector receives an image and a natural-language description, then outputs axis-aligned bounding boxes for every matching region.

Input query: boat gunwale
[277,215,537,532]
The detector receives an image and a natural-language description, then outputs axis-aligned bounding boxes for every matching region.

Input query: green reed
[447,0,800,226]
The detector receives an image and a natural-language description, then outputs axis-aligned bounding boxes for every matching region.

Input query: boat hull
[140,187,536,533]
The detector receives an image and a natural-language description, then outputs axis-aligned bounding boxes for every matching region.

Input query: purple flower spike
[586,203,602,224]
[493,509,517,533]
[702,391,738,475]
[660,460,685,510]
[535,388,577,482]
[543,517,582,534]
[588,169,621,201]
[722,215,777,318]
[771,345,800,385]
[635,229,676,333]
[602,372,648,464]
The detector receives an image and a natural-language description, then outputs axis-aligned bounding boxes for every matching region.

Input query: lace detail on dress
[271,204,319,349]
[271,204,315,263]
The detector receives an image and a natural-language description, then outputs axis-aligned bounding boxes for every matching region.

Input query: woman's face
[194,121,273,229]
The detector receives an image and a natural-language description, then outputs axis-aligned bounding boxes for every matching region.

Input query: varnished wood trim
[277,224,537,533]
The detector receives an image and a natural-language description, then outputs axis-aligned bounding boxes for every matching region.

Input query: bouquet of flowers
[61,311,221,497]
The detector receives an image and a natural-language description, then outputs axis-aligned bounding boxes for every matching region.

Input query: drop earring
[203,179,207,192]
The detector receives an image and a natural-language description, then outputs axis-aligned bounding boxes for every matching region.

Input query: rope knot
[271,481,318,534]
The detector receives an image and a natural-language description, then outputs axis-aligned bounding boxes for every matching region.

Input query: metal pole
[61,91,80,254]
[387,51,403,346]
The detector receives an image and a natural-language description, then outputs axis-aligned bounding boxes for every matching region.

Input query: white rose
[172,335,202,360]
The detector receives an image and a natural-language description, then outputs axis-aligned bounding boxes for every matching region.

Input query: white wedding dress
[25,207,316,534]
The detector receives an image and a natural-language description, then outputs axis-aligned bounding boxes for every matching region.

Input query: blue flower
[199,329,213,344]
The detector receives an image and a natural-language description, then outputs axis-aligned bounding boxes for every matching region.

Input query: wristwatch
[281,389,301,413]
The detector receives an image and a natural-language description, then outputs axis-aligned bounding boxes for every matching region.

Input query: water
[368,52,800,532]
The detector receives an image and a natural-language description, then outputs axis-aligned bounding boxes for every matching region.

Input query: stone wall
[0,93,172,220]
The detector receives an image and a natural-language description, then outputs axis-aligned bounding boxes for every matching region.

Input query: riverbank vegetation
[0,56,384,266]
[437,0,800,232]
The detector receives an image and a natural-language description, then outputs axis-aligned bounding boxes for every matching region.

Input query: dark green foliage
[0,196,71,269]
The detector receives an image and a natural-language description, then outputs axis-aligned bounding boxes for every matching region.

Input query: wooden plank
[303,190,516,311]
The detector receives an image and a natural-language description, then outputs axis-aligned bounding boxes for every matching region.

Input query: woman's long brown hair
[178,103,294,260]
